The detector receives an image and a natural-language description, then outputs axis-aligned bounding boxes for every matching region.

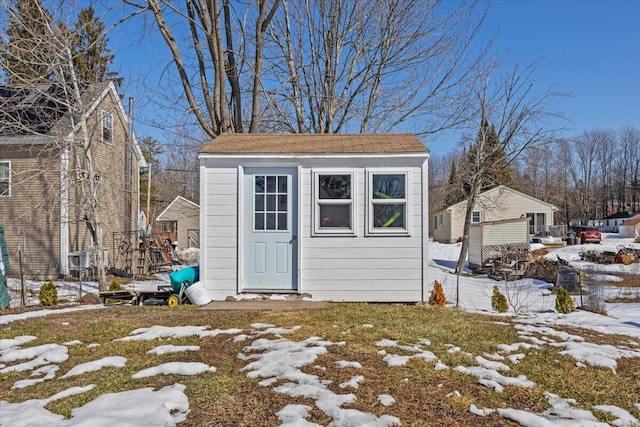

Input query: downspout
[59,136,71,275]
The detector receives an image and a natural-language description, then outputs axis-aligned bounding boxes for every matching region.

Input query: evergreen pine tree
[462,120,514,194]
[0,0,57,83]
[445,160,466,205]
[73,6,121,85]
[139,136,164,218]
[0,1,120,85]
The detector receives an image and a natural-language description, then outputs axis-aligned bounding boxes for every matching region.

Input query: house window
[471,211,481,223]
[0,161,10,197]
[102,111,113,143]
[367,171,409,235]
[526,212,546,234]
[314,172,354,235]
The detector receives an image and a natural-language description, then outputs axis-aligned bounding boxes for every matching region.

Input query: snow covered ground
[1,233,639,426]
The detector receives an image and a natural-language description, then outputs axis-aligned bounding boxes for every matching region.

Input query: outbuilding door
[243,168,298,291]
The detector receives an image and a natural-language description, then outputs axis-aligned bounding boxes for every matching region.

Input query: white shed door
[243,168,298,291]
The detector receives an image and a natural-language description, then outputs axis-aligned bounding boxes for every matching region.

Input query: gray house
[198,133,430,302]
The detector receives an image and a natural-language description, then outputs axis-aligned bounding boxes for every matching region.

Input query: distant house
[0,82,147,279]
[602,211,635,233]
[618,214,640,239]
[155,196,200,248]
[198,133,430,302]
[430,185,558,243]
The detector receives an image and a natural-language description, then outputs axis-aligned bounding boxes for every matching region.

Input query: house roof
[156,196,200,222]
[199,133,428,155]
[622,214,640,226]
[603,211,635,220]
[432,185,558,214]
[0,81,147,168]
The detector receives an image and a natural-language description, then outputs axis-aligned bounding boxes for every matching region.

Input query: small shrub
[555,286,576,314]
[491,285,508,313]
[109,279,122,291]
[429,280,446,307]
[39,281,58,306]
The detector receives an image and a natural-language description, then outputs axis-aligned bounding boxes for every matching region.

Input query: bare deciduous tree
[455,63,564,275]
[120,0,488,138]
[0,1,135,289]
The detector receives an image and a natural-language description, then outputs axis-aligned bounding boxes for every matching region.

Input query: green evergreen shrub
[39,281,58,306]
[555,286,576,314]
[491,285,508,313]
[109,278,122,291]
[428,280,446,307]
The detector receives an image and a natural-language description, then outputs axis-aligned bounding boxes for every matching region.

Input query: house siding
[67,91,138,271]
[431,186,556,243]
[156,197,200,249]
[0,83,143,279]
[200,155,428,302]
[0,146,61,278]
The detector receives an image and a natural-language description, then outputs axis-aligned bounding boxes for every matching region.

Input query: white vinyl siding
[300,162,424,301]
[0,161,10,197]
[200,162,239,300]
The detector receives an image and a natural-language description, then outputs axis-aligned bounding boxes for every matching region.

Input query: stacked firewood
[524,255,569,284]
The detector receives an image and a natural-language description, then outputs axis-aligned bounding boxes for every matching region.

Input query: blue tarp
[0,224,10,309]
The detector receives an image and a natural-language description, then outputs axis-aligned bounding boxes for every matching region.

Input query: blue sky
[103,1,639,158]
[425,0,639,157]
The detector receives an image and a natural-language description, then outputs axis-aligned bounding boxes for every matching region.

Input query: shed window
[314,172,354,235]
[367,171,409,235]
[471,211,481,223]
[0,161,10,197]
[102,111,113,143]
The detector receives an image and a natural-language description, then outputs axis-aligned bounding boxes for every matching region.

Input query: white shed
[198,133,430,302]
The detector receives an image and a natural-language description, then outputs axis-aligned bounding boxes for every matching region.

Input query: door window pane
[266,176,276,192]
[253,174,288,231]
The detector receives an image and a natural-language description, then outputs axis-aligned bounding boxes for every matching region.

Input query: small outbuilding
[155,196,200,248]
[198,133,430,302]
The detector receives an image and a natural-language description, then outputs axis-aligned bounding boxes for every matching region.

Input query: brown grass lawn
[1,303,638,426]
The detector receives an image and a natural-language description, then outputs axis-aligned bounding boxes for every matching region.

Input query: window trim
[101,111,113,143]
[366,170,410,236]
[0,160,10,197]
[312,170,356,236]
